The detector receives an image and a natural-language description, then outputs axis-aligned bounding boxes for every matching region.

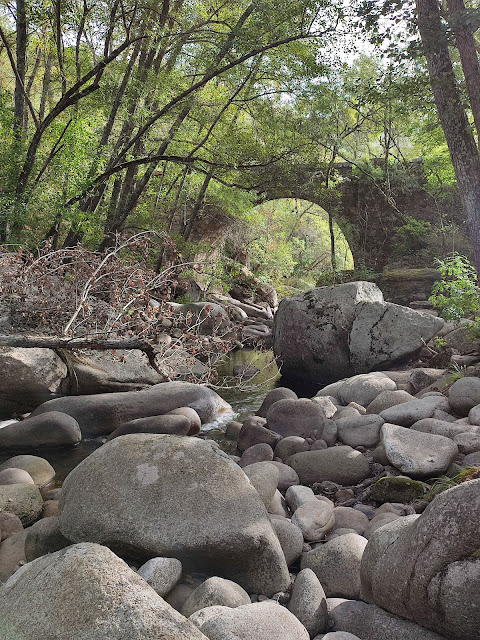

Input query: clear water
[205,349,281,425]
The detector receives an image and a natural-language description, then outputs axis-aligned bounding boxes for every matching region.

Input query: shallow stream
[0,349,321,486]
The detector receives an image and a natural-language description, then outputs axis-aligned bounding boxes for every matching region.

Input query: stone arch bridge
[188,158,469,298]
[247,159,466,273]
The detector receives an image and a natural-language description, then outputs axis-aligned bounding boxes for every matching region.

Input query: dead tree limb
[0,334,171,380]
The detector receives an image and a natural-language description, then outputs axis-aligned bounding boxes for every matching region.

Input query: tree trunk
[14,0,27,140]
[416,0,480,275]
[446,0,480,148]
[39,50,53,122]
[0,334,156,350]
[328,210,337,272]
[182,172,212,241]
[101,105,191,246]
[325,155,337,272]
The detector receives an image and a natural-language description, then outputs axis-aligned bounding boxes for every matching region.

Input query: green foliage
[444,361,468,387]
[239,198,354,293]
[431,335,447,349]
[394,216,432,256]
[425,467,480,502]
[0,0,463,301]
[429,254,480,322]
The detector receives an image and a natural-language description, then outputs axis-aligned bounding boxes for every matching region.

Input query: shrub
[429,253,480,322]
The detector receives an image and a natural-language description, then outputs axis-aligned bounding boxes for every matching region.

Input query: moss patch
[370,475,427,503]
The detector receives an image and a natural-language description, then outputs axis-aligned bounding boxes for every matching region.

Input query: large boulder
[288,568,327,637]
[285,485,318,512]
[291,499,335,542]
[411,418,476,439]
[360,515,420,603]
[379,396,449,427]
[66,350,165,394]
[59,434,290,596]
[274,436,309,462]
[137,557,182,598]
[380,423,458,478]
[369,476,426,504]
[270,518,304,566]
[349,302,443,373]
[24,516,71,561]
[242,462,279,508]
[0,468,34,484]
[336,414,384,448]
[448,377,480,416]
[327,599,446,640]
[181,577,250,617]
[0,482,43,526]
[31,381,232,437]
[360,479,480,639]
[409,368,447,394]
[0,347,67,417]
[337,373,396,407]
[256,387,298,418]
[301,533,368,599]
[366,389,414,414]
[238,443,274,467]
[237,419,281,451]
[107,414,191,440]
[0,542,209,639]
[0,512,23,541]
[0,411,81,451]
[273,283,443,385]
[0,455,55,486]
[287,447,370,485]
[273,282,383,384]
[267,399,326,438]
[333,507,369,536]
[269,461,300,491]
[0,529,28,582]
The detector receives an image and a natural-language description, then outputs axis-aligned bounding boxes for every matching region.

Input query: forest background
[0,0,479,309]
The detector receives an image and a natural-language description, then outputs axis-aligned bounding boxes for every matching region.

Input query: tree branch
[0,23,39,128]
[0,334,169,378]
[112,28,334,167]
[65,153,286,206]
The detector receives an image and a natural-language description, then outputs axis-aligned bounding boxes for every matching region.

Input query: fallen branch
[0,334,171,380]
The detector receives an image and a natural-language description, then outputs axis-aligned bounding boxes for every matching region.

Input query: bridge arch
[244,197,354,282]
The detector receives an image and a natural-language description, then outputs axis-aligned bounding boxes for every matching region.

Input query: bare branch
[33,119,73,185]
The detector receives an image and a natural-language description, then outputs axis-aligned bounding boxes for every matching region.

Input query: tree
[0,0,346,249]
[446,0,480,149]
[415,0,480,275]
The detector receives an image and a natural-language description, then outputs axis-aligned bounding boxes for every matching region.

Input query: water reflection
[206,349,281,425]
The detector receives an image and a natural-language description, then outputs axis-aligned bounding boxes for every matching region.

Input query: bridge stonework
[254,160,468,272]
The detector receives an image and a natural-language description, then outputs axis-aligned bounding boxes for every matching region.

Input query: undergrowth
[425,466,480,501]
